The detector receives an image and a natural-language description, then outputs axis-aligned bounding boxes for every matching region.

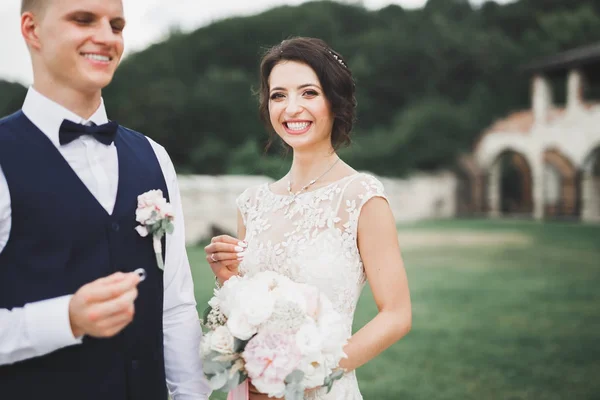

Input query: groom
[0,0,210,399]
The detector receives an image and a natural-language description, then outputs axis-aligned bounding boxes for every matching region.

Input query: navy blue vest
[0,111,169,400]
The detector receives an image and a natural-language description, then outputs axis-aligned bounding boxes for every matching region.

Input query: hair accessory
[327,50,348,69]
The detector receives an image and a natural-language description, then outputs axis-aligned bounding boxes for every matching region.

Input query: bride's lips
[283,120,312,135]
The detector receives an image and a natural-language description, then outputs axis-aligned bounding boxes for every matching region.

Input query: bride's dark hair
[257,37,356,151]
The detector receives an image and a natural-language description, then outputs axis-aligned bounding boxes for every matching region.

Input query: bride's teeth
[84,54,110,62]
[287,122,310,131]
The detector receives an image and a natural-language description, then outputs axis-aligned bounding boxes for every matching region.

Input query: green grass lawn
[188,219,600,400]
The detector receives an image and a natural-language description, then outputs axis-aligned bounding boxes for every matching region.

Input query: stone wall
[178,171,457,245]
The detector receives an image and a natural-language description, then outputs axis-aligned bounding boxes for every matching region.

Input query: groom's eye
[111,22,125,33]
[70,12,95,25]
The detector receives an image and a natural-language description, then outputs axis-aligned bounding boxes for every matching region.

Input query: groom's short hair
[21,0,46,14]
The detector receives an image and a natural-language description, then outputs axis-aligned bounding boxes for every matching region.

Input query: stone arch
[455,155,485,216]
[542,148,578,218]
[487,150,533,217]
[581,146,600,222]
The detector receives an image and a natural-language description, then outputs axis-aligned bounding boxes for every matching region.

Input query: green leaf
[166,222,175,234]
[202,354,230,375]
[208,371,229,390]
[233,338,249,353]
[202,305,212,323]
[323,369,344,393]
[329,370,344,381]
[220,372,248,393]
[285,370,305,384]
[284,382,305,400]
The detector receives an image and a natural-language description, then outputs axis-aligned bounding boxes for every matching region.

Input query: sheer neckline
[265,173,360,197]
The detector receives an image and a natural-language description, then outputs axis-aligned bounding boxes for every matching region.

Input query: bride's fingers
[209,261,239,281]
[204,242,246,256]
[210,235,244,246]
[205,251,241,265]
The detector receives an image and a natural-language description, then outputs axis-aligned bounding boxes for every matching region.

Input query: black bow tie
[59,119,118,146]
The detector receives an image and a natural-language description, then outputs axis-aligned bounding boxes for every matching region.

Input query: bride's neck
[288,147,339,187]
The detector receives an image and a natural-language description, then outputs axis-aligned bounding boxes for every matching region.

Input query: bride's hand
[204,235,247,283]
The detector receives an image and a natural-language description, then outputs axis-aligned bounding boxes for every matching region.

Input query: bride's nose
[285,97,303,116]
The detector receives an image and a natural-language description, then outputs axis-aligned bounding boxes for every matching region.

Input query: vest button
[131,360,139,370]
[111,222,120,232]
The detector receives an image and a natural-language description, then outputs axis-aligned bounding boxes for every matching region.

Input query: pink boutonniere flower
[135,189,174,270]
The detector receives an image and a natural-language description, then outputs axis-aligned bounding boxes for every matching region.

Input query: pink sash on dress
[227,380,249,400]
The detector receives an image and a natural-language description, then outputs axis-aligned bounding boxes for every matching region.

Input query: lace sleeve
[342,173,389,238]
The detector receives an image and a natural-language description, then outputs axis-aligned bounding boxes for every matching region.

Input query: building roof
[521,42,600,75]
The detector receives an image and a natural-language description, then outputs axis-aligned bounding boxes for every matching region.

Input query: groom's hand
[68,272,141,338]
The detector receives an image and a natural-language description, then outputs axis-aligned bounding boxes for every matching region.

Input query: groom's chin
[80,71,117,91]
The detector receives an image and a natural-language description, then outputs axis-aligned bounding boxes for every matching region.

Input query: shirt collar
[21,86,109,147]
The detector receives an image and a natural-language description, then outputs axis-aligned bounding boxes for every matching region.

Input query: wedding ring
[211,253,217,263]
[134,268,147,282]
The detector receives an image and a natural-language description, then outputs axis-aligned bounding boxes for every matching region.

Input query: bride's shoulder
[343,172,387,198]
[236,179,274,205]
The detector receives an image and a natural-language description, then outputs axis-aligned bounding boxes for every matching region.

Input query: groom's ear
[21,11,42,51]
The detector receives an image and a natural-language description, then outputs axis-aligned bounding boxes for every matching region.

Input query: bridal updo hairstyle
[258,37,357,150]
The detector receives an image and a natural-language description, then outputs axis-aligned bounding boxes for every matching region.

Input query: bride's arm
[338,197,412,372]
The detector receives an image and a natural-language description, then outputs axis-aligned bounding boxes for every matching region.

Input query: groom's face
[26,0,125,94]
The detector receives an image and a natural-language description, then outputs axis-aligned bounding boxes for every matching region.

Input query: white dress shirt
[0,87,210,400]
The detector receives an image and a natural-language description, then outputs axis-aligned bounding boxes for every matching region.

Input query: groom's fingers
[96,312,136,336]
[84,273,141,303]
[88,288,138,322]
[69,273,141,337]
[72,288,138,338]
[97,271,127,285]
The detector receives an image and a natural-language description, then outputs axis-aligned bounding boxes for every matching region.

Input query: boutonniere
[135,189,174,270]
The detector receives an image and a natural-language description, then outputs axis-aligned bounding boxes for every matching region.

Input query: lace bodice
[236,173,387,400]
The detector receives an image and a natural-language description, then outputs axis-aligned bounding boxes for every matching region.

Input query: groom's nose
[92,19,121,47]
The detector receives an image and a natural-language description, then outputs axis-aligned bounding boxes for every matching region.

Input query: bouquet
[201,271,349,399]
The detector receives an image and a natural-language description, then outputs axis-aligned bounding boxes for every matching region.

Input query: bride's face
[268,61,334,152]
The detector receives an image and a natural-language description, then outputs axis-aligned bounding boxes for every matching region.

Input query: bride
[204,37,412,400]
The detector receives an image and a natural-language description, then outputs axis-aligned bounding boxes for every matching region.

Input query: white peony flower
[227,310,257,340]
[301,355,328,389]
[236,281,275,326]
[209,325,235,354]
[214,275,243,317]
[295,322,323,359]
[200,331,213,357]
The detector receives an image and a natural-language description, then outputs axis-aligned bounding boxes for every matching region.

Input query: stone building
[459,43,600,222]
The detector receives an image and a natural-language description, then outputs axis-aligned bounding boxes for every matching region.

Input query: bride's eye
[270,92,284,100]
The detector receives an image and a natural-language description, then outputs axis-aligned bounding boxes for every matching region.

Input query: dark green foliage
[3,0,600,177]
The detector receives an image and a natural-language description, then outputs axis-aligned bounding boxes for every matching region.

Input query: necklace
[287,157,341,199]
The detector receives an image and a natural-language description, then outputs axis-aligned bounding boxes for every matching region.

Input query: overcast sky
[0,0,513,85]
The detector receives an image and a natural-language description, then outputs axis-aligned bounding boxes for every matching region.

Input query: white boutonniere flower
[135,189,174,270]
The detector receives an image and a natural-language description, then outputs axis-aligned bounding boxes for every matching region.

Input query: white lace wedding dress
[236,172,387,400]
